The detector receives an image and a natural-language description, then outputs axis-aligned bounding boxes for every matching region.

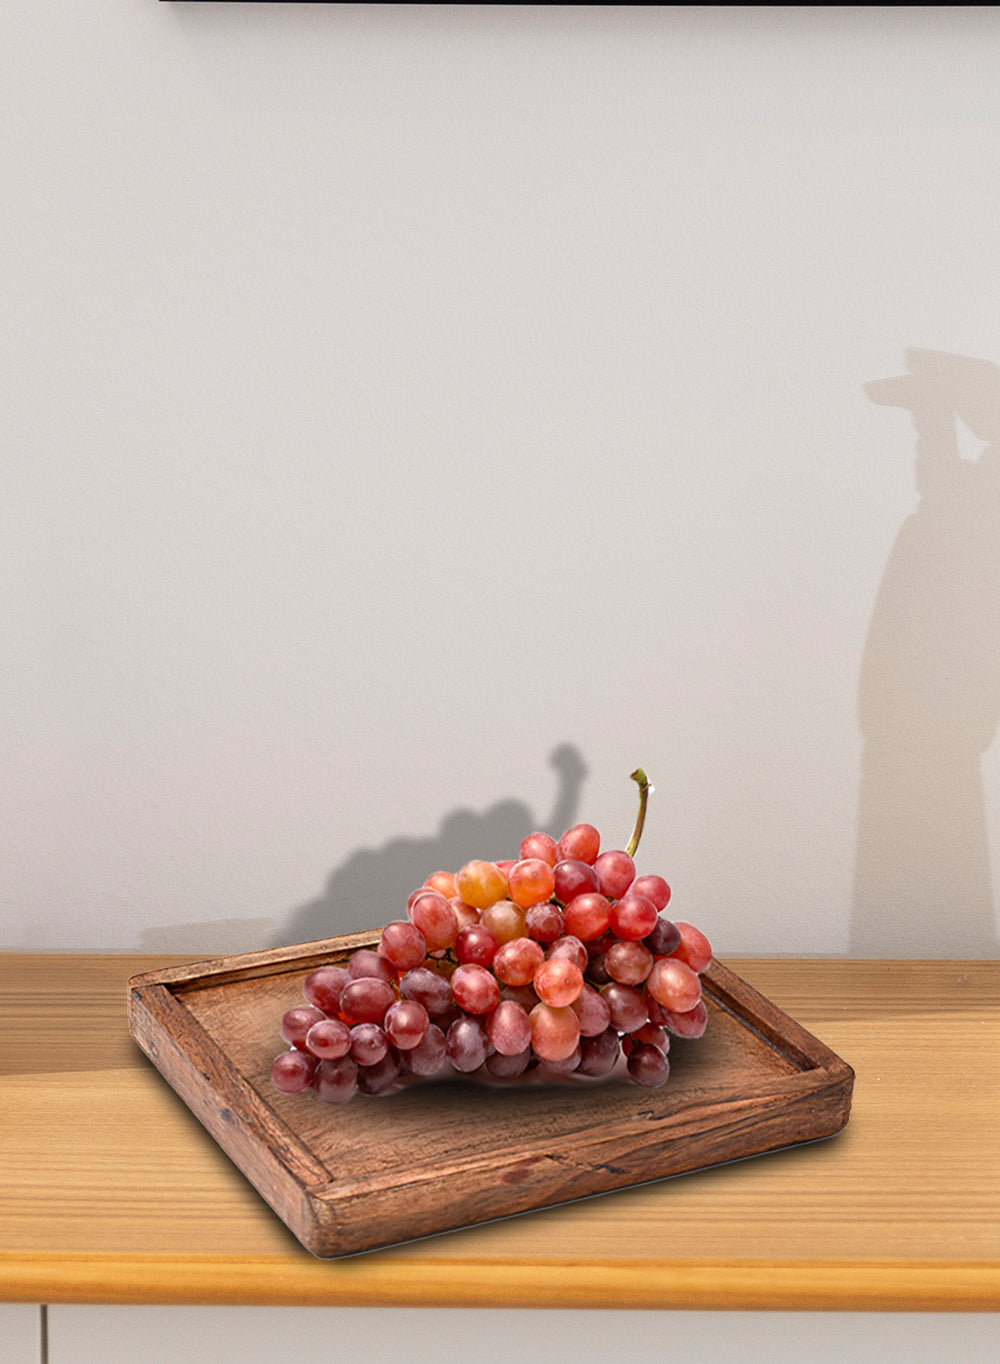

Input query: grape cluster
[270,821,711,1105]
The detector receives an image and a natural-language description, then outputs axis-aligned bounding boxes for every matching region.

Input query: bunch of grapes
[271,773,711,1106]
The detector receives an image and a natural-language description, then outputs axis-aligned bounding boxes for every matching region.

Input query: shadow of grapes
[276,744,589,947]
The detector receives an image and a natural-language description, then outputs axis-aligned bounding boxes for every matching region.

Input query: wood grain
[1,954,998,1309]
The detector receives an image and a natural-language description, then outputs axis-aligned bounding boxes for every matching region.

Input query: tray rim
[127,933,855,1257]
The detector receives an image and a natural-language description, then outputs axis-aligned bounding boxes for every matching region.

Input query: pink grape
[593,849,636,899]
[520,831,557,865]
[303,1017,352,1059]
[314,1055,358,1103]
[271,1048,317,1093]
[534,957,584,1008]
[384,999,430,1049]
[556,823,600,864]
[609,893,659,941]
[451,963,500,1015]
[339,978,394,1025]
[552,858,600,904]
[486,999,532,1056]
[281,1006,327,1049]
[302,965,350,1014]
[631,873,671,910]
[379,920,428,971]
[647,956,702,1012]
[529,1002,581,1061]
[446,1016,489,1072]
[405,1022,448,1077]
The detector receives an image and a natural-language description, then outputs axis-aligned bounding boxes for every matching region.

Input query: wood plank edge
[1,1253,997,1311]
[127,982,328,1241]
[705,958,854,1075]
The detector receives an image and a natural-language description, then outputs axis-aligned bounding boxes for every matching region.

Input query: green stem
[626,768,650,858]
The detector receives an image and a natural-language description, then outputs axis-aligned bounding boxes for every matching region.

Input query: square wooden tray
[127,933,854,1260]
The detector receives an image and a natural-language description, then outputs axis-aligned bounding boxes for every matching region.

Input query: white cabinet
[43,1306,1000,1364]
[0,1304,40,1364]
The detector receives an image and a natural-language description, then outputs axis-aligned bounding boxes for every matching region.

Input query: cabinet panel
[0,1304,40,1364]
[47,1306,1000,1364]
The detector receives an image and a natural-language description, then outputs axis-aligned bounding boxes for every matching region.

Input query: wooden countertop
[1,954,997,1310]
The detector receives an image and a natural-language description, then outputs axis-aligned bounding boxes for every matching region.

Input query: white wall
[4,3,1000,957]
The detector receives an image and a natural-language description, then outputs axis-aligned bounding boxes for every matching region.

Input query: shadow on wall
[275,743,589,947]
[852,348,1000,957]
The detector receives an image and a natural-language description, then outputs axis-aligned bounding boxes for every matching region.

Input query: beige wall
[4,5,1000,956]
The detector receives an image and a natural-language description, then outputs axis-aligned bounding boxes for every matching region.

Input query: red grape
[671,921,713,973]
[302,966,350,1015]
[552,858,600,903]
[593,849,636,899]
[493,936,545,987]
[626,1042,670,1087]
[408,891,459,951]
[451,963,500,1015]
[529,1002,581,1061]
[486,999,532,1056]
[556,823,600,864]
[314,1055,358,1103]
[455,923,500,967]
[609,893,658,941]
[533,957,584,1008]
[384,999,430,1049]
[303,1017,351,1059]
[519,831,558,865]
[507,858,556,909]
[524,902,564,943]
[339,978,394,1025]
[406,1022,448,1077]
[455,860,509,910]
[562,892,612,942]
[647,956,702,1012]
[271,1048,317,1093]
[379,920,428,972]
[631,873,671,910]
[446,1016,489,1072]
[281,1006,327,1049]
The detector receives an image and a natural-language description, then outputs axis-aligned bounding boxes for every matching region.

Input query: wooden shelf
[1,954,998,1310]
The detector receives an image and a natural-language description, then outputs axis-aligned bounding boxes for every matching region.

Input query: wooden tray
[127,933,854,1259]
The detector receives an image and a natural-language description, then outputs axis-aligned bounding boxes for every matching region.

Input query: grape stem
[626,768,650,858]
